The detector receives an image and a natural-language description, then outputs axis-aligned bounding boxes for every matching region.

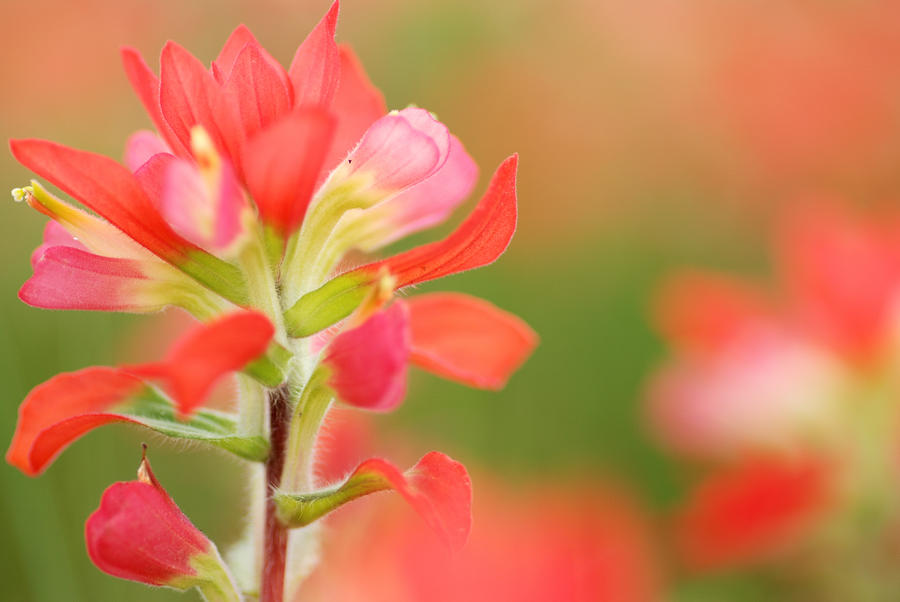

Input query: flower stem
[261,385,291,602]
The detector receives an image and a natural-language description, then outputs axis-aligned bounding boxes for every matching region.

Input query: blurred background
[4,0,900,600]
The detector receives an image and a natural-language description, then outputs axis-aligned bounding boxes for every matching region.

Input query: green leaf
[120,391,269,461]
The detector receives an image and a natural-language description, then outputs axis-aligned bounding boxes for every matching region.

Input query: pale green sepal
[280,367,334,492]
[284,273,373,338]
[190,550,244,602]
[121,391,269,462]
[274,471,393,528]
[163,547,243,601]
[243,342,291,388]
[180,251,250,307]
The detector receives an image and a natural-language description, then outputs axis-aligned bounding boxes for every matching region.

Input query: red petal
[133,151,179,208]
[124,130,170,172]
[352,452,472,551]
[288,0,341,107]
[320,44,387,174]
[159,41,229,156]
[325,303,410,411]
[20,246,168,312]
[9,139,193,265]
[366,154,518,288]
[676,455,833,570]
[350,134,477,252]
[120,47,188,157]
[133,311,275,416]
[213,24,288,92]
[214,25,257,80]
[85,459,214,587]
[30,220,86,269]
[243,109,335,236]
[654,270,775,353]
[219,42,292,154]
[408,293,537,390]
[6,367,145,476]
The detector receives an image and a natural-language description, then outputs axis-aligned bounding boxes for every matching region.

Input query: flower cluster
[647,202,900,595]
[6,3,537,600]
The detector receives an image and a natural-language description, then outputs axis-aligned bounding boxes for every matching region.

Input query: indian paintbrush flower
[6,2,537,601]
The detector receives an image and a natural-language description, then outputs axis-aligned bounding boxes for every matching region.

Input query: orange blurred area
[8,0,900,252]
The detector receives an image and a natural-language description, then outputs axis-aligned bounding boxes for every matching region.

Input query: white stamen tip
[11,187,30,203]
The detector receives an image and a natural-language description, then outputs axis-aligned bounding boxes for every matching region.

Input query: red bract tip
[407,293,537,390]
[289,0,341,108]
[129,310,275,416]
[368,154,519,289]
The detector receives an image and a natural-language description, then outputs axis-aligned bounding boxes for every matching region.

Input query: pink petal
[288,0,341,107]
[20,246,170,312]
[345,134,478,251]
[160,156,246,252]
[339,107,448,193]
[85,456,217,587]
[324,303,410,411]
[408,293,537,390]
[243,108,335,237]
[124,130,170,172]
[30,220,86,269]
[133,152,178,208]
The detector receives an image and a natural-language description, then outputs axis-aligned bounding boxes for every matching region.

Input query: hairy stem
[260,385,291,602]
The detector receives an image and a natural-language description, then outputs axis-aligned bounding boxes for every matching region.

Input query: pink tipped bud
[85,451,240,598]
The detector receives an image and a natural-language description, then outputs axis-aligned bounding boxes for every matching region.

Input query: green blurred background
[3,0,900,599]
